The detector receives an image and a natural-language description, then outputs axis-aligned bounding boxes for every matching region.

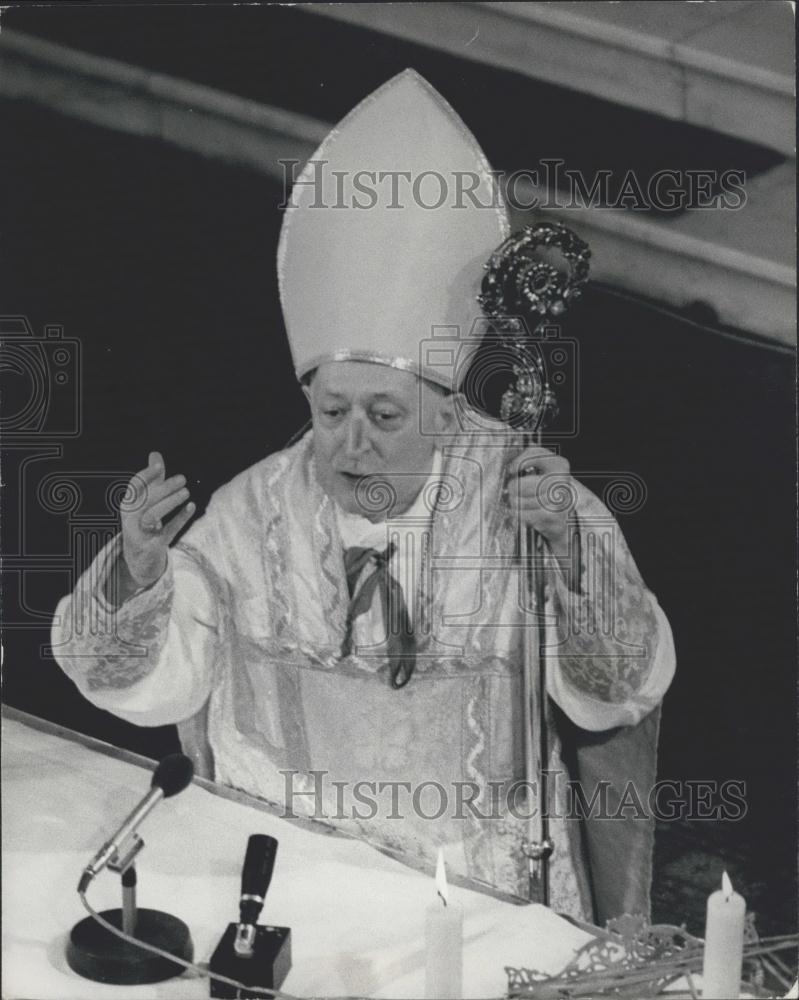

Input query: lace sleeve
[52,534,174,691]
[52,530,219,725]
[544,494,675,730]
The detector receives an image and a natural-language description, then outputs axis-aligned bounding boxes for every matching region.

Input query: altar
[2,709,594,999]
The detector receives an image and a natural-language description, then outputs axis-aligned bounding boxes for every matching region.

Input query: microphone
[235,835,278,955]
[78,753,194,892]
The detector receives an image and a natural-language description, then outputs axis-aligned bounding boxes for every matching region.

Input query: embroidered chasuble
[53,423,675,923]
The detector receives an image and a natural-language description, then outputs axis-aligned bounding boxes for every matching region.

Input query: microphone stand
[68,829,194,985]
[121,865,137,935]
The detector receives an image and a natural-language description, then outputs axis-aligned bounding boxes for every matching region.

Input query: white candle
[702,871,746,999]
[424,849,463,1000]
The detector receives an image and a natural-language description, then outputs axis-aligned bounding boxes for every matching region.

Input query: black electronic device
[209,834,292,998]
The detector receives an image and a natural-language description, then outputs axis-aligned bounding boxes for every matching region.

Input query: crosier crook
[478,220,591,905]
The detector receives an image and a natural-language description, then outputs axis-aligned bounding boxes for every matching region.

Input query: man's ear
[432,391,465,434]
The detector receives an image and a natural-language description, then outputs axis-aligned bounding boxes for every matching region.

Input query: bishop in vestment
[52,71,675,924]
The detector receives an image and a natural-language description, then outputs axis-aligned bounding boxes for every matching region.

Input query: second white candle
[425,849,463,999]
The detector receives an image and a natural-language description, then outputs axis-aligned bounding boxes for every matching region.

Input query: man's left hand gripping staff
[505,444,579,589]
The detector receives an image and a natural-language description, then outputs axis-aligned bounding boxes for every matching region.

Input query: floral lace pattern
[260,451,295,643]
[57,536,177,692]
[547,498,660,703]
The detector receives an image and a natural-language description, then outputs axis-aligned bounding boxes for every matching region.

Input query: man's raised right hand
[117,451,195,595]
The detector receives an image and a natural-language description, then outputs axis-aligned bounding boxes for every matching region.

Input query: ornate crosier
[477,220,590,906]
[478,220,591,431]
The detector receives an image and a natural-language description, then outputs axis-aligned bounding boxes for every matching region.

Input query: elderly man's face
[303,361,456,520]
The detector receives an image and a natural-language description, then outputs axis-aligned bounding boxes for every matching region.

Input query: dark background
[2,5,796,937]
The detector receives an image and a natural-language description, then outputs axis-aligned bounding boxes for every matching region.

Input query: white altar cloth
[2,711,592,999]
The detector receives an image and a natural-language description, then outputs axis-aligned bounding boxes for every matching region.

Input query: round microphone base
[67,908,193,985]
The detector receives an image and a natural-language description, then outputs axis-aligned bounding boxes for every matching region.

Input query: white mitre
[277,69,509,390]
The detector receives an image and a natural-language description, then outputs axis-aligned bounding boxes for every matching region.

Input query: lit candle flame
[722,871,734,900]
[435,848,448,907]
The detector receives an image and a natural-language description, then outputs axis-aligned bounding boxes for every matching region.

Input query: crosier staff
[478,221,591,905]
